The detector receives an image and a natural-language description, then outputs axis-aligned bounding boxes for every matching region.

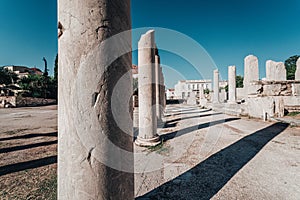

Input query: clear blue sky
[1,0,299,88]
[0,0,57,74]
[132,0,300,88]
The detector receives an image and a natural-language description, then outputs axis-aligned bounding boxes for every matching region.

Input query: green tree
[19,74,57,99]
[54,54,58,83]
[0,67,18,85]
[225,75,243,92]
[133,78,138,92]
[236,75,244,88]
[225,85,228,92]
[285,55,300,80]
[43,57,49,77]
[204,88,210,94]
[19,75,44,97]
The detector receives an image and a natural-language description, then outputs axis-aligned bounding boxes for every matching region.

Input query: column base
[135,135,161,147]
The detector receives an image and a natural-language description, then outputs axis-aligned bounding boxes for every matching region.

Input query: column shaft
[58,0,134,199]
[228,66,236,103]
[213,69,219,103]
[136,30,160,146]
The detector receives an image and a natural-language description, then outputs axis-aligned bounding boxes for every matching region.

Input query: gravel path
[135,104,300,200]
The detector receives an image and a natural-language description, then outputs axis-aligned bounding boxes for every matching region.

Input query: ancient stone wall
[0,96,16,107]
[16,97,56,107]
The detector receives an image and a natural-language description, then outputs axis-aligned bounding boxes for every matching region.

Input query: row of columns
[213,54,259,103]
[213,66,236,103]
[213,54,300,103]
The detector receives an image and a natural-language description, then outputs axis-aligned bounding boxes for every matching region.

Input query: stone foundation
[0,96,56,108]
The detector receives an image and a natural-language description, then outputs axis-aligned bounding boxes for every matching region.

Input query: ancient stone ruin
[204,55,300,119]
[58,0,134,199]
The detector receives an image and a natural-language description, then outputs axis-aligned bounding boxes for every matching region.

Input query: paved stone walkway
[135,104,300,200]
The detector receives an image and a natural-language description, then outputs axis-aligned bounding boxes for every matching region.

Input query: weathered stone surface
[292,83,300,96]
[58,0,134,199]
[213,69,219,103]
[247,97,276,119]
[155,54,162,124]
[187,92,197,105]
[219,89,227,103]
[237,88,246,100]
[243,55,259,95]
[262,83,292,96]
[136,30,160,147]
[228,66,236,103]
[266,60,286,81]
[199,85,204,99]
[295,58,300,80]
[161,73,166,109]
[246,96,300,119]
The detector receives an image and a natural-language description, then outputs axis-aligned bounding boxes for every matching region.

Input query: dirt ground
[0,105,57,200]
[0,105,299,200]
[135,105,300,200]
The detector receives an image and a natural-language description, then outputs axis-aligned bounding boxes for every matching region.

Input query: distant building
[174,80,212,99]
[166,88,175,100]
[3,65,43,79]
[174,79,228,100]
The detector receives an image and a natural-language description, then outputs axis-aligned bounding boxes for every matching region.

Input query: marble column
[243,55,259,95]
[213,69,219,103]
[161,73,166,109]
[136,30,161,147]
[293,58,300,96]
[58,0,134,199]
[199,85,204,99]
[155,54,162,125]
[295,58,300,80]
[228,66,236,103]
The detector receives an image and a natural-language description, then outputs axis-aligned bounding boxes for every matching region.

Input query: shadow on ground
[138,122,288,200]
[165,112,222,124]
[0,156,57,176]
[0,132,57,142]
[162,118,240,141]
[0,140,58,154]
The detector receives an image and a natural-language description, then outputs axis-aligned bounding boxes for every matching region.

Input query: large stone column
[136,30,161,147]
[155,54,162,125]
[58,0,134,199]
[266,60,286,81]
[199,85,204,99]
[159,66,164,110]
[162,75,166,109]
[228,65,236,103]
[243,55,259,95]
[293,58,300,95]
[213,69,219,103]
[295,57,300,80]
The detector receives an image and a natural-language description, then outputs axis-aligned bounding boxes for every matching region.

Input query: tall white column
[136,30,161,147]
[296,58,300,80]
[199,85,204,99]
[228,66,236,103]
[58,0,134,199]
[155,54,162,124]
[213,69,219,103]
